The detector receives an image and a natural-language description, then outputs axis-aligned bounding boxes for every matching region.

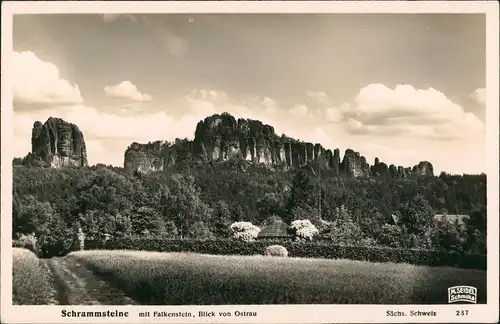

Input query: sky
[11,13,487,174]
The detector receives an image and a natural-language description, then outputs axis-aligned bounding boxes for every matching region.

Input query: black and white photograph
[1,1,499,323]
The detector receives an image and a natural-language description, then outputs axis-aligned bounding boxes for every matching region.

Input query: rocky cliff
[30,117,88,168]
[123,112,434,178]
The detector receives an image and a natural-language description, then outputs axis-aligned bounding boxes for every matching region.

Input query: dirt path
[41,257,138,305]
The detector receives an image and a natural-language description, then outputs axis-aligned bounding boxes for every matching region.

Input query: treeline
[12,162,486,258]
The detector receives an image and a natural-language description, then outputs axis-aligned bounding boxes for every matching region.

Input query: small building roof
[257,220,291,238]
[388,214,400,225]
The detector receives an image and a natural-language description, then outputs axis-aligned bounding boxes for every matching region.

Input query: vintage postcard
[1,1,499,323]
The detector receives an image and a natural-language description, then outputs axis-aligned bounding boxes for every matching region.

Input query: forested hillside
[12,161,487,258]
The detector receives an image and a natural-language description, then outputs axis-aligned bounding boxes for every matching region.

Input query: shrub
[377,224,404,248]
[230,222,261,242]
[12,233,38,255]
[289,220,318,241]
[264,245,288,257]
[319,206,364,245]
[84,237,486,270]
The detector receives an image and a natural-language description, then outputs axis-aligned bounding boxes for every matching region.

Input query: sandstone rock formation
[123,112,434,178]
[31,117,88,168]
[371,158,389,177]
[340,149,371,177]
[412,161,434,176]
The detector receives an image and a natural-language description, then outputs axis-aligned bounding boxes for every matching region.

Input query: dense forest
[12,159,487,258]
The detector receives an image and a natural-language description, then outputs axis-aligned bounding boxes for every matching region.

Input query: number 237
[456,310,469,316]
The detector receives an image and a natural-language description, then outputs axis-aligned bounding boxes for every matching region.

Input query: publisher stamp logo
[448,286,477,303]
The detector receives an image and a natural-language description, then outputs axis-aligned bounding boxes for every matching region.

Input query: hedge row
[84,238,486,270]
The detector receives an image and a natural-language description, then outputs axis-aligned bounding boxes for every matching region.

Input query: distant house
[257,220,292,240]
[434,214,470,229]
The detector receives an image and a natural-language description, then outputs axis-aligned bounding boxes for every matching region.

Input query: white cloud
[338,84,484,140]
[347,118,364,130]
[289,105,309,116]
[191,89,229,102]
[307,91,331,105]
[325,107,343,122]
[13,51,83,105]
[262,97,278,114]
[104,81,152,102]
[469,88,486,105]
[183,90,281,128]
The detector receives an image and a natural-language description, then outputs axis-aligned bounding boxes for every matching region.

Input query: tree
[211,200,233,238]
[377,224,403,248]
[15,195,55,236]
[467,208,486,232]
[189,221,215,240]
[286,169,314,221]
[37,215,77,258]
[462,207,486,254]
[256,192,286,220]
[396,194,434,235]
[112,212,133,237]
[162,174,212,238]
[232,205,246,222]
[359,209,388,240]
[12,193,22,238]
[130,206,161,235]
[320,206,364,245]
[159,220,179,237]
[260,214,283,227]
[464,229,486,254]
[430,216,465,252]
[290,205,320,224]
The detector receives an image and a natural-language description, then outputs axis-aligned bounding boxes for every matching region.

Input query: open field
[12,248,54,305]
[11,248,488,305]
[68,250,487,305]
[12,248,137,305]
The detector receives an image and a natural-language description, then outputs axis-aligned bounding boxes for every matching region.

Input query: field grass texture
[69,250,487,305]
[12,248,52,305]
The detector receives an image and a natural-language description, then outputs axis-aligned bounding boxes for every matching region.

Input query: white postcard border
[1,1,499,323]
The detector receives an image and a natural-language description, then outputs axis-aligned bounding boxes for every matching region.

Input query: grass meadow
[12,248,52,305]
[69,250,487,305]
